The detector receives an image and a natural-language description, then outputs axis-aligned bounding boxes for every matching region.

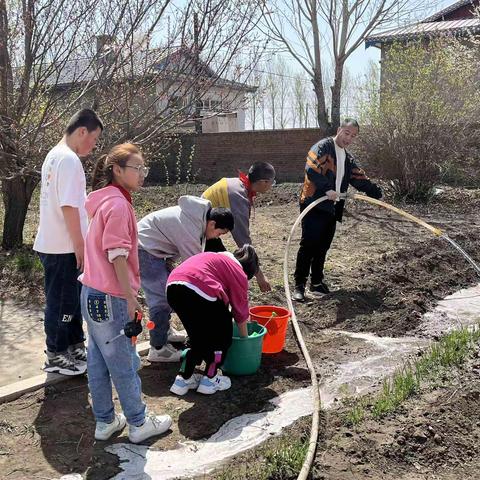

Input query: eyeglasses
[124,165,149,177]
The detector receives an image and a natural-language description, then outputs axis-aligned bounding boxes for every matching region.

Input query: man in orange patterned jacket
[293,118,382,302]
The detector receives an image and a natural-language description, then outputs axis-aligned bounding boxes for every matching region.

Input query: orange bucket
[249,305,290,354]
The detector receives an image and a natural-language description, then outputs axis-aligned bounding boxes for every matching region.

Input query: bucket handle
[263,311,278,329]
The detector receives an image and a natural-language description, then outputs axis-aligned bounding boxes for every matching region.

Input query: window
[210,100,223,111]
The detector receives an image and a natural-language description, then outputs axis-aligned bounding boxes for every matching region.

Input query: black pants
[205,237,227,252]
[294,208,337,287]
[38,252,85,353]
[166,284,233,378]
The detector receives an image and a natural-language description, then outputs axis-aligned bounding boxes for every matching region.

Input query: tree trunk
[1,174,39,249]
[312,76,329,133]
[330,60,344,133]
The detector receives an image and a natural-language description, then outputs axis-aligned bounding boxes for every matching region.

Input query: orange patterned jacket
[299,137,382,221]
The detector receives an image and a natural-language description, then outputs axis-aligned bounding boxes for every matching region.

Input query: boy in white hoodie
[137,196,234,362]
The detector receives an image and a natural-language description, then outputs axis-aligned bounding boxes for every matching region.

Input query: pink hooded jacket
[79,185,140,297]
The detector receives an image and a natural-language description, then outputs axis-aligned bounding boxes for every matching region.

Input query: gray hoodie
[137,195,211,261]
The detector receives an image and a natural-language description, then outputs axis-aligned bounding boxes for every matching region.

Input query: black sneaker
[310,281,330,297]
[69,344,87,364]
[44,352,87,376]
[293,285,306,302]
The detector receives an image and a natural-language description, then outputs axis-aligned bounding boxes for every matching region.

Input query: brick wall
[191,128,326,184]
[147,128,327,185]
[145,128,386,186]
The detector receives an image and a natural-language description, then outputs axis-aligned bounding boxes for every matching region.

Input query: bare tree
[264,67,279,129]
[246,71,266,130]
[274,57,292,129]
[0,0,264,248]
[263,0,424,132]
[357,38,480,200]
[292,73,308,128]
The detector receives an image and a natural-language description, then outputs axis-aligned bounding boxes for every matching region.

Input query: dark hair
[248,162,276,184]
[233,244,259,280]
[340,118,360,131]
[207,207,234,231]
[65,108,104,135]
[92,143,142,190]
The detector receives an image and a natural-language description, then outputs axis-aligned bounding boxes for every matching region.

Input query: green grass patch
[263,436,309,480]
[343,396,367,426]
[212,435,310,480]
[13,250,43,273]
[346,324,480,423]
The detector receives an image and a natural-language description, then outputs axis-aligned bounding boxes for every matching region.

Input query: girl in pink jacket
[166,245,259,395]
[79,143,171,443]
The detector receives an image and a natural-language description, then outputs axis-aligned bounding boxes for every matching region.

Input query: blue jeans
[81,286,146,426]
[38,252,85,353]
[138,249,171,348]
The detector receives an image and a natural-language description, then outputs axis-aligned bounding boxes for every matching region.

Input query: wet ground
[2,184,480,479]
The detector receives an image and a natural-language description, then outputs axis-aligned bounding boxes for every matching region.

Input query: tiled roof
[42,48,255,92]
[365,18,480,47]
[423,0,476,22]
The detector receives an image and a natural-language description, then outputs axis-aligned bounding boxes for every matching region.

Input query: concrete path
[0,300,45,387]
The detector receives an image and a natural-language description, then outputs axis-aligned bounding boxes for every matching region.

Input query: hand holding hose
[325,190,338,201]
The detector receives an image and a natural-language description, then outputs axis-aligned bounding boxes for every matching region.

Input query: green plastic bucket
[222,322,267,376]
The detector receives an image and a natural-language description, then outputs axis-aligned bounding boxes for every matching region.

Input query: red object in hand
[131,310,143,346]
[146,320,155,330]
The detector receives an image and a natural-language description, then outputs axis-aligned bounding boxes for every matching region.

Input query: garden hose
[351,194,443,237]
[284,193,448,480]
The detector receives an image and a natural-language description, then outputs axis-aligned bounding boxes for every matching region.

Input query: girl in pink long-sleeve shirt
[166,246,259,395]
[80,143,172,444]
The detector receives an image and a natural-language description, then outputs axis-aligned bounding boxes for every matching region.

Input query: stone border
[0,341,150,404]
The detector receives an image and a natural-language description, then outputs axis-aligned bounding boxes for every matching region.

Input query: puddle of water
[105,330,429,479]
[320,331,429,406]
[105,283,480,480]
[421,284,480,337]
[106,388,314,480]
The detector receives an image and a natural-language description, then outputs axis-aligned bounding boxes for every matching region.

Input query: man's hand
[127,295,143,321]
[255,269,272,292]
[73,240,85,271]
[326,190,338,201]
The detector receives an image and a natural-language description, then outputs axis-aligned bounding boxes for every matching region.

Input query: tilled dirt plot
[317,354,480,480]
[1,185,480,479]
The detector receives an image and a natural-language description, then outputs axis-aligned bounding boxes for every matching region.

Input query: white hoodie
[137,195,211,261]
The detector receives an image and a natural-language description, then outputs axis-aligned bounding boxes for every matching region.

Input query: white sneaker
[128,414,172,444]
[147,344,182,363]
[95,413,126,441]
[170,373,203,396]
[168,326,188,343]
[196,374,231,395]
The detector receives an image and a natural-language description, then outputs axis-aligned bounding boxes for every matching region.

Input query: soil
[1,184,480,479]
[317,353,480,480]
